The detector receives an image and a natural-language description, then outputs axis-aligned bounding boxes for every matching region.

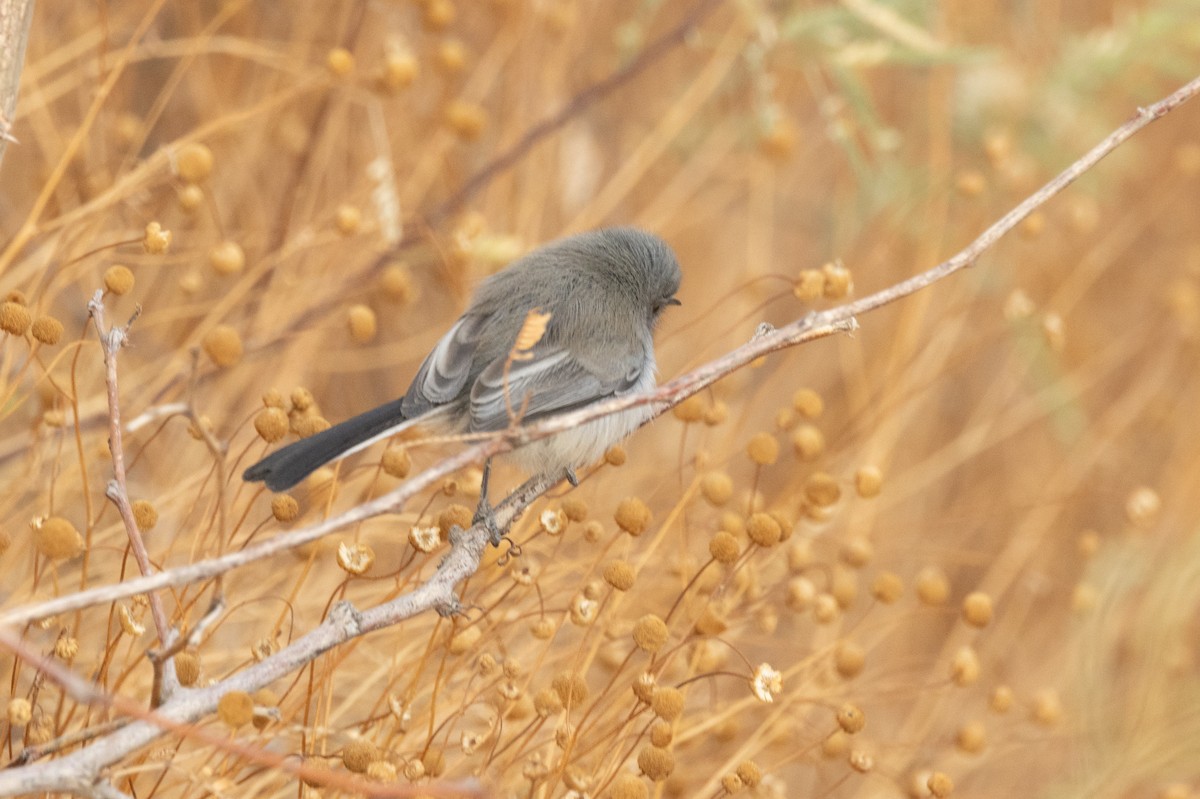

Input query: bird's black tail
[243,397,418,492]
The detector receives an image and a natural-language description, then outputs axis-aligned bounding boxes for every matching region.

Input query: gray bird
[243,227,682,518]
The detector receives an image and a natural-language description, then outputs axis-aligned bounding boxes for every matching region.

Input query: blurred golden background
[2,1,1200,797]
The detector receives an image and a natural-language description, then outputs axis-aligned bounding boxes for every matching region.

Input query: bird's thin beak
[667,297,682,307]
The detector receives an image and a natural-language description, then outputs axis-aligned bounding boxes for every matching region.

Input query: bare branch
[87,292,179,702]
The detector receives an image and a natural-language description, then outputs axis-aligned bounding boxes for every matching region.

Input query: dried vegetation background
[3,1,1200,797]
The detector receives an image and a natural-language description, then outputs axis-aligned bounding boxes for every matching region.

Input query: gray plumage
[243,227,681,492]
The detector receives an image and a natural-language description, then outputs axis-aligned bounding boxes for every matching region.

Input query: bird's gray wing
[467,343,646,433]
[401,313,490,417]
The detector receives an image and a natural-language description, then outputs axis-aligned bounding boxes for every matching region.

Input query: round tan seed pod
[609,773,648,799]
[337,541,375,576]
[792,388,824,418]
[804,472,841,507]
[746,513,782,547]
[672,395,704,423]
[174,652,200,686]
[217,691,254,728]
[786,577,816,612]
[648,721,673,748]
[986,685,1014,714]
[54,637,78,659]
[381,49,418,90]
[633,615,669,653]
[530,617,554,640]
[31,316,64,345]
[927,771,954,798]
[961,592,993,627]
[834,640,865,678]
[208,240,245,275]
[437,504,472,537]
[379,263,415,303]
[794,269,824,300]
[837,703,866,734]
[437,39,467,72]
[560,497,587,521]
[131,499,158,531]
[342,739,378,773]
[821,261,854,299]
[271,495,299,522]
[693,606,727,636]
[822,730,849,758]
[365,760,396,781]
[951,646,981,686]
[326,47,354,76]
[445,101,488,141]
[746,432,779,465]
[871,571,904,603]
[34,516,83,560]
[855,465,883,497]
[0,302,31,335]
[632,673,656,703]
[650,687,684,721]
[422,0,455,28]
[915,566,951,605]
[831,569,858,608]
[142,222,171,254]
[735,761,762,788]
[603,560,636,591]
[700,472,733,506]
[293,416,330,438]
[202,325,243,367]
[289,387,315,412]
[347,304,377,343]
[1032,689,1062,726]
[9,698,35,725]
[840,537,873,568]
[177,183,204,212]
[615,497,651,535]
[104,265,135,296]
[791,425,824,460]
[704,401,728,426]
[1126,485,1161,528]
[551,672,588,708]
[636,746,674,781]
[447,625,480,655]
[956,720,986,754]
[534,687,563,717]
[254,407,289,443]
[176,142,214,182]
[709,531,740,564]
[335,204,362,235]
[381,447,411,478]
[605,445,627,466]
[813,592,839,623]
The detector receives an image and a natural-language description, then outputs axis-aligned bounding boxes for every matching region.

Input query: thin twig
[86,292,179,702]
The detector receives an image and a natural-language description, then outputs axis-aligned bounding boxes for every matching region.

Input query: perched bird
[243,227,681,516]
